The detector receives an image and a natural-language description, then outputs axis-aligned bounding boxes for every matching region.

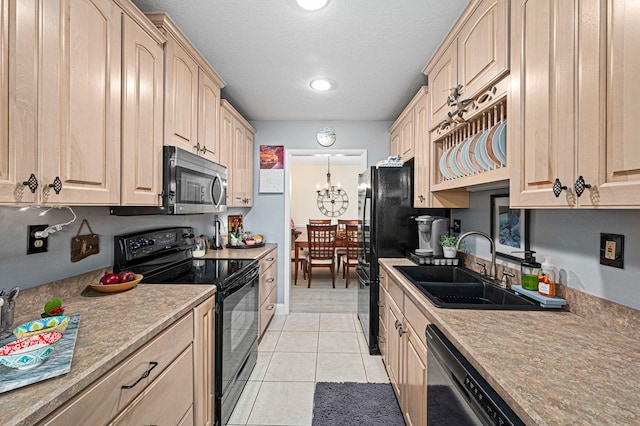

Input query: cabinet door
[413,93,430,207]
[378,285,388,359]
[579,0,640,207]
[219,105,234,205]
[400,114,414,160]
[198,69,221,163]
[121,14,164,206]
[39,0,121,205]
[390,128,401,158]
[193,297,214,426]
[244,129,254,206]
[509,0,576,208]
[457,0,509,99]
[165,38,198,154]
[0,0,38,204]
[403,321,427,426]
[427,41,457,131]
[385,294,403,399]
[232,118,245,206]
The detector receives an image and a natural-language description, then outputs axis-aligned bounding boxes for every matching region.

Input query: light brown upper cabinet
[220,100,255,207]
[509,0,640,208]
[425,0,509,132]
[120,9,165,206]
[1,0,122,206]
[147,14,225,164]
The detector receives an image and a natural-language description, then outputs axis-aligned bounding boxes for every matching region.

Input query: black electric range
[113,227,259,426]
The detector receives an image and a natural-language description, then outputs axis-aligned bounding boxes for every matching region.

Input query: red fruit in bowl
[118,271,135,283]
[100,272,120,285]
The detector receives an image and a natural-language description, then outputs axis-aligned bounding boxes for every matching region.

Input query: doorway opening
[282,149,367,314]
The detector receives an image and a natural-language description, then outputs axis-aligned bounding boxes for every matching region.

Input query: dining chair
[306,224,337,288]
[341,224,359,287]
[291,227,309,285]
[309,219,331,224]
[335,219,358,273]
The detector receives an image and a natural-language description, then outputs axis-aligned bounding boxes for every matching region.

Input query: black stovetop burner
[142,258,257,289]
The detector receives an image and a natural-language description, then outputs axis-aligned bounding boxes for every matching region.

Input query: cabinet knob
[418,195,425,203]
[398,326,407,337]
[574,176,592,197]
[22,173,39,193]
[194,142,201,153]
[48,176,62,194]
[394,320,401,330]
[552,178,567,197]
[201,145,207,154]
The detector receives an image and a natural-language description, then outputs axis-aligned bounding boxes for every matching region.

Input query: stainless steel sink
[395,265,542,310]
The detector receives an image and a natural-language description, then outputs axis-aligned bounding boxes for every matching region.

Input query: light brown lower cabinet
[259,247,278,337]
[380,267,430,426]
[41,296,216,425]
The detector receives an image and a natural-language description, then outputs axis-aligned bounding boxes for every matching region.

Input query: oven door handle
[222,266,259,296]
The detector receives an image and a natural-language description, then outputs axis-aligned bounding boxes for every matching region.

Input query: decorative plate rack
[430,78,510,192]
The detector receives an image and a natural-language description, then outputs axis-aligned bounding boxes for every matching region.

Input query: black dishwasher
[426,325,524,426]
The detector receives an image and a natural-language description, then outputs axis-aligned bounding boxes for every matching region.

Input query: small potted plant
[439,235,460,259]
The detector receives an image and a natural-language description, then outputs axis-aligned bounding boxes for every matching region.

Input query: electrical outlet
[28,225,48,254]
[452,219,461,233]
[600,233,624,268]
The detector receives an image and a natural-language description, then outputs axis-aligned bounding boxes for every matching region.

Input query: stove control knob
[129,242,141,251]
[146,239,155,246]
[183,232,195,239]
[140,240,148,247]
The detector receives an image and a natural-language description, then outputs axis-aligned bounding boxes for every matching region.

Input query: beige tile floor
[227,265,389,426]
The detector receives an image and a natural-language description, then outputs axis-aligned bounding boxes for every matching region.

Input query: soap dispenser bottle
[520,251,541,291]
[538,256,556,297]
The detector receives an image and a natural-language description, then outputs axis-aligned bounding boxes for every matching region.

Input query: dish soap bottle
[538,256,556,297]
[520,251,541,291]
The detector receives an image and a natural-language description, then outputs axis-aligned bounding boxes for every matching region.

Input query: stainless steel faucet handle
[476,261,487,275]
[501,271,516,287]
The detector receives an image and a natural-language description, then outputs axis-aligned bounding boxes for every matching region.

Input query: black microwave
[111,146,227,215]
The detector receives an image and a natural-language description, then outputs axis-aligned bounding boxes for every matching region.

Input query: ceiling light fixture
[310,79,333,91]
[296,0,329,11]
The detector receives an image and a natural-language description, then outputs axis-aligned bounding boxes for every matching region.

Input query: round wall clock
[316,127,336,147]
[317,188,349,217]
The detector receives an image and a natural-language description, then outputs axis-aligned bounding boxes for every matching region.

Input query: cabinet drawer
[42,312,194,426]
[259,248,277,272]
[112,345,194,425]
[259,286,277,336]
[259,262,277,304]
[387,276,404,312]
[404,295,430,348]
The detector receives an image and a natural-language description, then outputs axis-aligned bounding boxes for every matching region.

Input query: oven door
[216,266,259,425]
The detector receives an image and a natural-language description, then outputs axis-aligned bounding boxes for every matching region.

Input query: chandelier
[316,157,348,217]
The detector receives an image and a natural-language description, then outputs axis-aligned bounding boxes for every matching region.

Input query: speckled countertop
[202,243,276,260]
[0,283,215,426]
[379,258,640,425]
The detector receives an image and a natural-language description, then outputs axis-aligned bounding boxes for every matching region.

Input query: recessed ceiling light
[310,79,333,91]
[297,0,329,11]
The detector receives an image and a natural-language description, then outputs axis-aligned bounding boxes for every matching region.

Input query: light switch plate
[600,233,624,268]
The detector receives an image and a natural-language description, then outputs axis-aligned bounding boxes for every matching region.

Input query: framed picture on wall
[490,194,530,261]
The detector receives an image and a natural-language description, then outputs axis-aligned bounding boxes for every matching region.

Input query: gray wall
[245,121,392,304]
[0,206,227,290]
[452,190,640,310]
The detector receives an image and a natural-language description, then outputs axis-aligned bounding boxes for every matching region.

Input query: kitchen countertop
[0,283,216,426]
[202,242,276,260]
[380,258,640,425]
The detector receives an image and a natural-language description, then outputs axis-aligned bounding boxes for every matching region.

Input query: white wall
[452,190,640,310]
[291,163,361,225]
[245,120,392,304]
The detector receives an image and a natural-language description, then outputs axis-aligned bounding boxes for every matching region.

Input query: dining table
[293,235,348,285]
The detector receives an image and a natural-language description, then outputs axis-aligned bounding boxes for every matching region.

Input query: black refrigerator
[356,160,447,354]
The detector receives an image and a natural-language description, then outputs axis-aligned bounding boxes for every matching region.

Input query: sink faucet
[456,231,497,280]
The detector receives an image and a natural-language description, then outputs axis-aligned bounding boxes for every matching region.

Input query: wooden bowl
[89,274,143,293]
